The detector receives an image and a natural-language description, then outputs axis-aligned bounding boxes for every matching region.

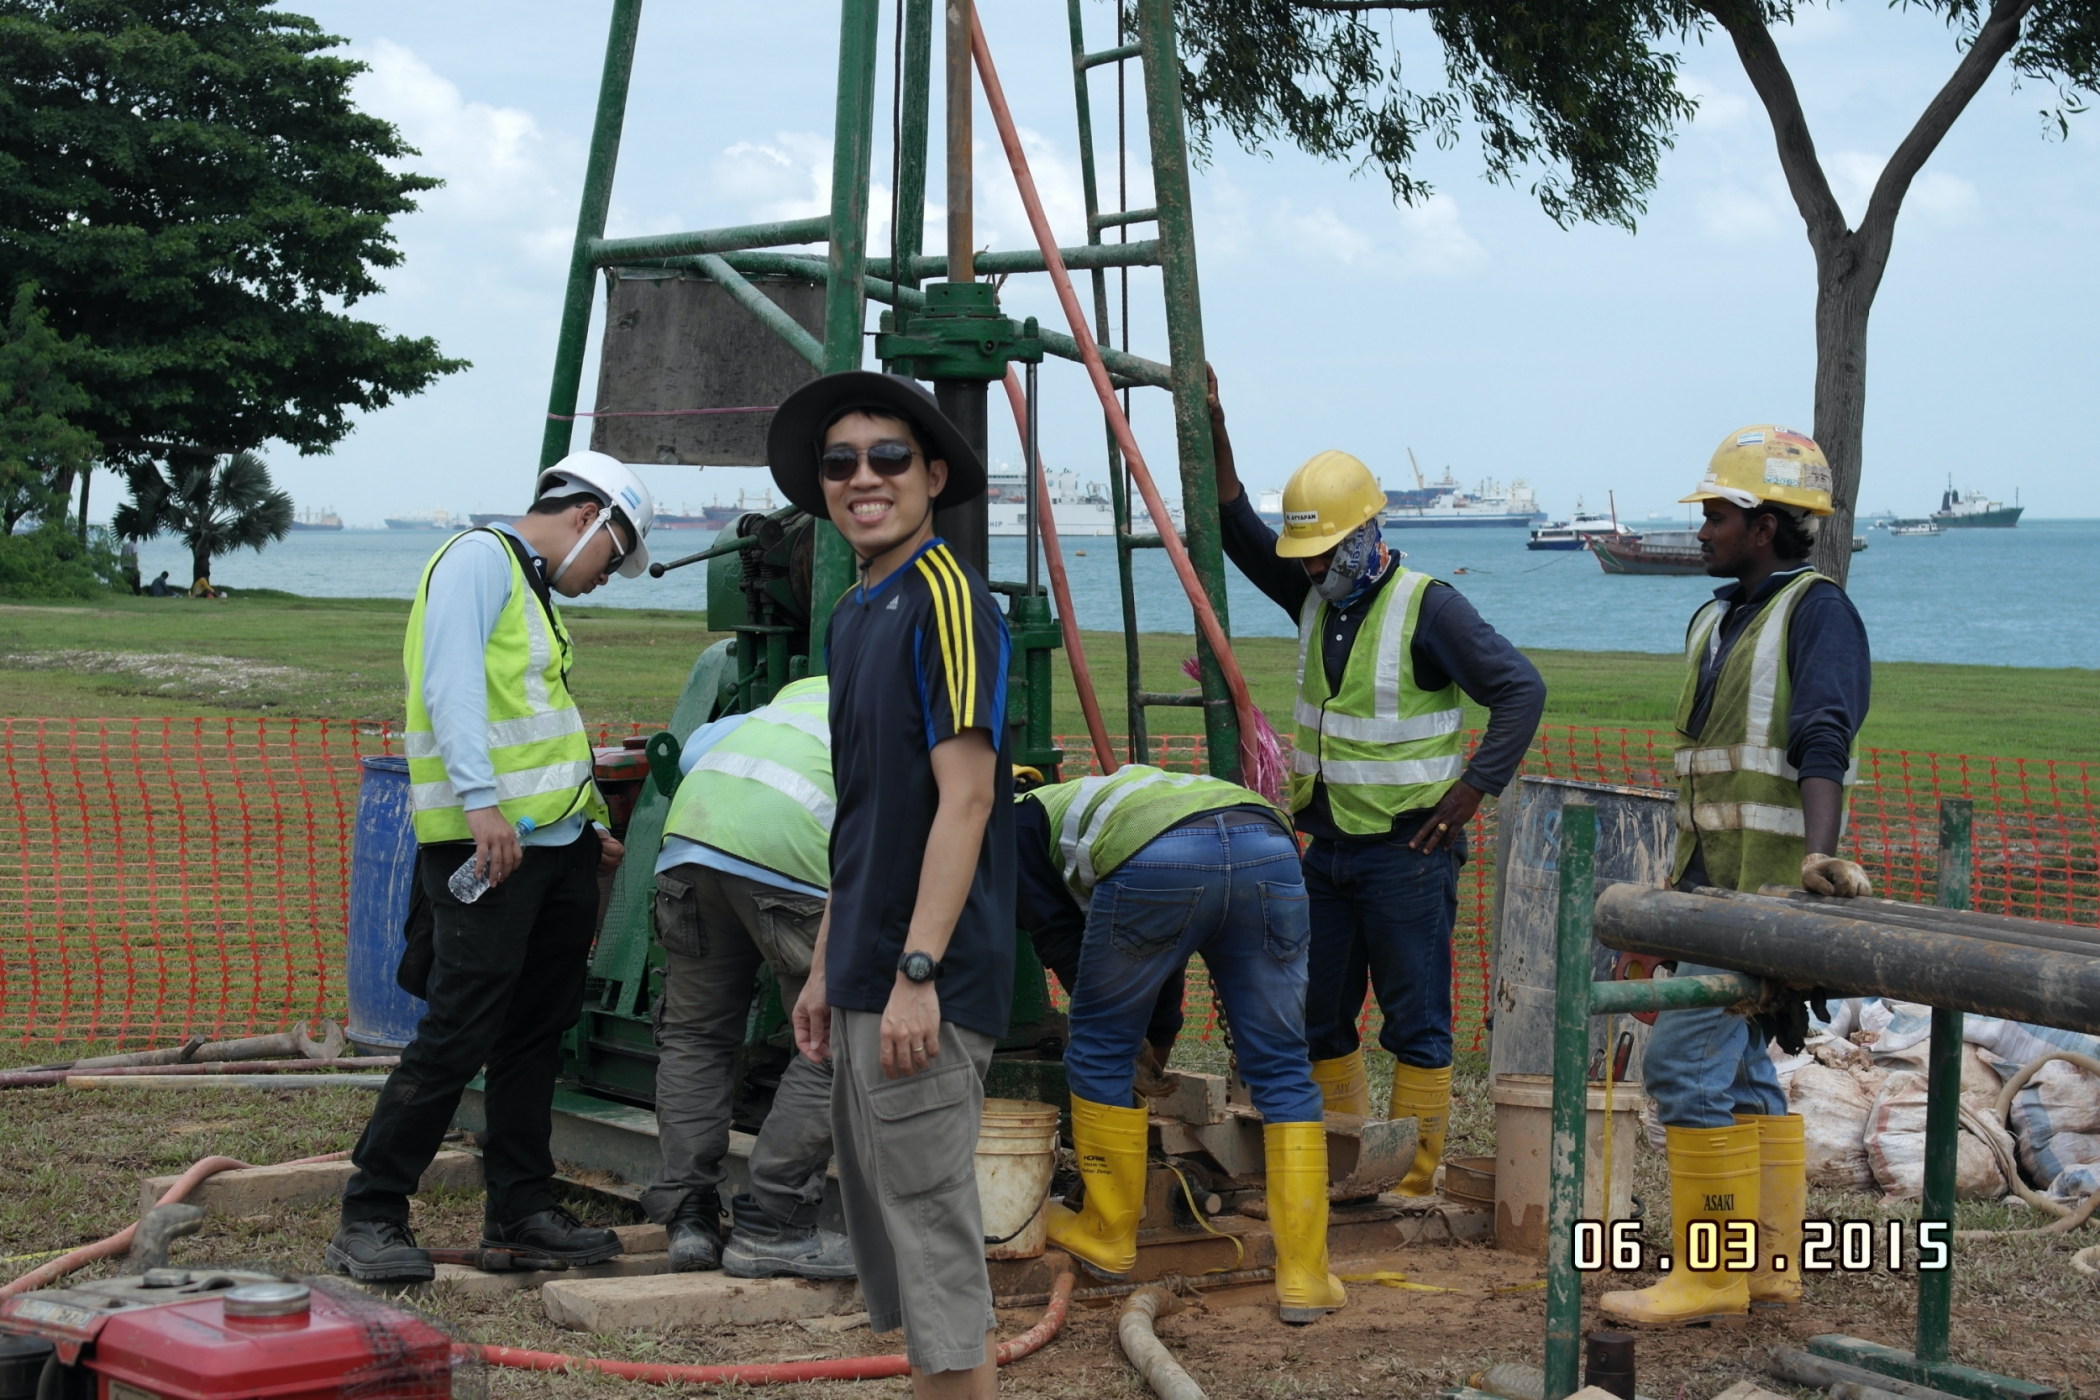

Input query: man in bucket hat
[774,372,1015,1397]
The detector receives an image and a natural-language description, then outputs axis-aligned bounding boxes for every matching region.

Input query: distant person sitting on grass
[145,571,175,597]
[188,576,227,599]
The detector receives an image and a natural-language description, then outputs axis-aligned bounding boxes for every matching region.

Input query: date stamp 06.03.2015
[1571,1219,1952,1274]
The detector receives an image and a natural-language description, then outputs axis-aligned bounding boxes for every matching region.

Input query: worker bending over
[1017,765,1346,1324]
[776,371,1013,1398]
[642,676,853,1281]
[1600,426,1871,1329]
[330,453,653,1282]
[1207,371,1544,1194]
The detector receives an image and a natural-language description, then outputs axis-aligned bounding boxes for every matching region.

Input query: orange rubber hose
[971,15,1269,785]
[473,1269,1075,1386]
[2,1151,348,1297]
[998,368,1119,774]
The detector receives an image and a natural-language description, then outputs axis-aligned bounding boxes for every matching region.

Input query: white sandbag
[2004,1058,2100,1186]
[1864,1070,2013,1201]
[1788,1062,1877,1190]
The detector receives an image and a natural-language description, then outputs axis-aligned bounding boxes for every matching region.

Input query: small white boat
[1888,521,1942,538]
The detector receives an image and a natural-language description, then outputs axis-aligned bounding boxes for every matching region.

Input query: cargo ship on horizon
[287,507,343,532]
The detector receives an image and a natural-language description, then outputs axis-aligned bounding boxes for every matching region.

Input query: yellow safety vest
[403,530,607,844]
[1671,570,1854,891]
[1289,569,1464,833]
[1025,765,1286,901]
[662,677,833,891]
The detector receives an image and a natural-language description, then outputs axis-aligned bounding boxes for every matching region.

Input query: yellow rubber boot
[1599,1123,1760,1329]
[1309,1051,1370,1116]
[1387,1062,1452,1196]
[1045,1096,1150,1279]
[1264,1122,1348,1324]
[1736,1112,1805,1310]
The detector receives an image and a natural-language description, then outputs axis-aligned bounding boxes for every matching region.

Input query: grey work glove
[1802,853,1874,898]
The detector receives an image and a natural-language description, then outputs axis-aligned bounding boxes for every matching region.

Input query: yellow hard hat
[1276,451,1385,559]
[1681,425,1835,516]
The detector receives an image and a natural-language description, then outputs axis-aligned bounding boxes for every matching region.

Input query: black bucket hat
[767,371,985,518]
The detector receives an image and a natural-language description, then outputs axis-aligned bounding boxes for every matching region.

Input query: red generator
[0,1271,455,1400]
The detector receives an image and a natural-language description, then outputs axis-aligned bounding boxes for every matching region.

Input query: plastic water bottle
[448,815,537,903]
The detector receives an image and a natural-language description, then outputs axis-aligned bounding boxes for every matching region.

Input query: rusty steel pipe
[1591,886,2100,1035]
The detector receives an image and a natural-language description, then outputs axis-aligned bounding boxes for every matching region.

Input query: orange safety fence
[1058,727,2099,1053]
[1,718,2092,1050]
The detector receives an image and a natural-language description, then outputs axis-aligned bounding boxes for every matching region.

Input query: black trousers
[342,829,599,1226]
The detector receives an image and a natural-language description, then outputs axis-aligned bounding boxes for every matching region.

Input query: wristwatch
[897,949,942,984]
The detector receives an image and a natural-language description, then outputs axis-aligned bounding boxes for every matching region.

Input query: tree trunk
[191,541,212,587]
[1809,237,1872,587]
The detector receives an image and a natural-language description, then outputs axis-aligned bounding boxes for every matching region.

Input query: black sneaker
[326,1219,434,1283]
[666,1201,722,1274]
[480,1207,621,1266]
[720,1193,856,1280]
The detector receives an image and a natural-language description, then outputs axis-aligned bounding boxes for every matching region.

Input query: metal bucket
[976,1098,1061,1260]
[1489,776,1676,1085]
[344,756,426,1053]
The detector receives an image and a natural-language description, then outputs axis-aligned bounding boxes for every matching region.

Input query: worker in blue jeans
[1207,370,1544,1194]
[1016,765,1346,1325]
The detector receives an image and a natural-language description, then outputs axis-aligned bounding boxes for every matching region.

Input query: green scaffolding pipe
[1544,802,1596,1400]
[1587,972,1764,1017]
[1917,798,1972,1365]
[893,0,933,292]
[540,0,644,469]
[1079,41,1143,69]
[692,255,823,368]
[1067,0,1147,762]
[808,0,883,671]
[587,216,832,266]
[889,241,1161,278]
[1090,206,1158,230]
[682,251,1175,389]
[1137,0,1238,781]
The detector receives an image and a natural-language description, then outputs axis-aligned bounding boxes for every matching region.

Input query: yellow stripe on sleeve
[925,546,978,728]
[915,556,964,723]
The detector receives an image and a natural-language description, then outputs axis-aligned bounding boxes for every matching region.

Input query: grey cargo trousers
[641,863,833,1226]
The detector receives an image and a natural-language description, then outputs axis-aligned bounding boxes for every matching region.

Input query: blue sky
[182,0,2098,527]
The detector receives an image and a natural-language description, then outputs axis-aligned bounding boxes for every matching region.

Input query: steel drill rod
[1746,886,2100,949]
[0,1058,393,1089]
[1592,886,2100,1034]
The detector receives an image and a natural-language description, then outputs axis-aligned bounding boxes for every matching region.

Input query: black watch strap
[897,949,941,983]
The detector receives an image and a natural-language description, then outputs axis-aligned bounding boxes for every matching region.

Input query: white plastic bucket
[976,1098,1061,1260]
[1491,1072,1643,1257]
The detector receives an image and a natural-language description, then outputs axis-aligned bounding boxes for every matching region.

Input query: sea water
[133,518,2098,669]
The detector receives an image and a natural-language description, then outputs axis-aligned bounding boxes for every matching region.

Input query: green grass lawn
[0,595,2091,762]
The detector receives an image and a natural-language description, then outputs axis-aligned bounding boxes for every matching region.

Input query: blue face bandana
[1313,518,1394,607]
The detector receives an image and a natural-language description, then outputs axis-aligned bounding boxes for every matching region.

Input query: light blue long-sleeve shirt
[654,713,827,897]
[418,524,586,848]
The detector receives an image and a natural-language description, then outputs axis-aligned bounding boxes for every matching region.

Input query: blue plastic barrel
[345,755,427,1052]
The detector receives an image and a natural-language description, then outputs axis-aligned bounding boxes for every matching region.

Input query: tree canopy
[0,282,97,534]
[1170,0,1704,229]
[0,0,467,468]
[113,448,291,582]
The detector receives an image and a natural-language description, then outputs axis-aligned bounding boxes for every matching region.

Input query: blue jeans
[1301,834,1458,1070]
[1642,961,1788,1128]
[1064,817,1323,1125]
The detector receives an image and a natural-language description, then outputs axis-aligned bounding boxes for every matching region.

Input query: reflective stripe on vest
[402,530,606,843]
[661,677,834,890]
[1671,570,1848,890]
[1289,568,1465,832]
[1033,764,1285,900]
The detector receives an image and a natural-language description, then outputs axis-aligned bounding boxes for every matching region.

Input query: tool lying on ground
[13,1020,346,1075]
[0,1058,394,1090]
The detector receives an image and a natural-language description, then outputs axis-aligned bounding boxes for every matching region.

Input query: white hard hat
[535,451,654,578]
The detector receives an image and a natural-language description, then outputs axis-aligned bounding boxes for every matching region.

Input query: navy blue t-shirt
[824,538,1016,1040]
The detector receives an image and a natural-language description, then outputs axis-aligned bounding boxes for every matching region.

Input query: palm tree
[113,450,294,586]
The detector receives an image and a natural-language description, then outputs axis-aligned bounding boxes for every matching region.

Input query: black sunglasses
[819,440,919,482]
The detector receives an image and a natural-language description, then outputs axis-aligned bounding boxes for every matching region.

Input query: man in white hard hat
[1599,426,1871,1330]
[330,451,655,1283]
[1205,371,1545,1202]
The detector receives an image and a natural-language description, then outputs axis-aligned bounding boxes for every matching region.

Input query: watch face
[902,951,937,982]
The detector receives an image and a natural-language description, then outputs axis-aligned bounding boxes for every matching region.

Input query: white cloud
[713,133,833,226]
[350,39,575,259]
[1392,195,1487,277]
[1677,71,1754,129]
[1826,150,1978,227]
[1697,179,1791,242]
